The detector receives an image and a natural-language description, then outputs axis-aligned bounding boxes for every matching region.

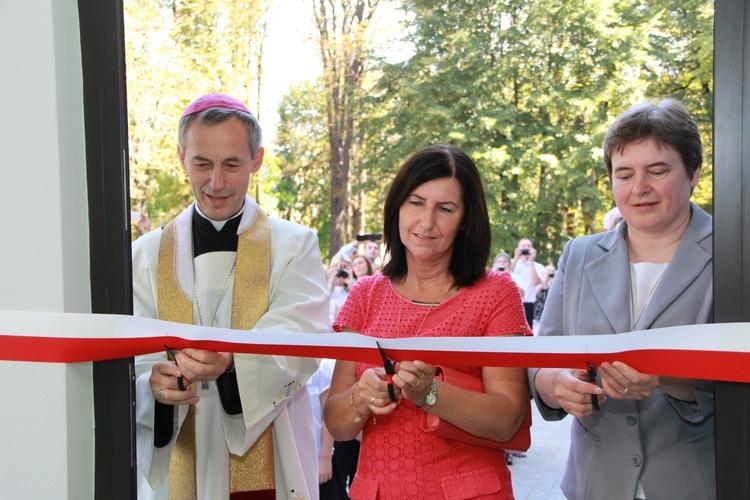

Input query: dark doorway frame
[714,0,750,497]
[78,0,136,498]
[79,0,750,498]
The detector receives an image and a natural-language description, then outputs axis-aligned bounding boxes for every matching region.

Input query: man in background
[363,239,382,272]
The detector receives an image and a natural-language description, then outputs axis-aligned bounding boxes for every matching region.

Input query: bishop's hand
[172,348,234,383]
[150,361,199,405]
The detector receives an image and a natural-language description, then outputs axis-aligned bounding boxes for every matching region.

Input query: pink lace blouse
[333,271,531,499]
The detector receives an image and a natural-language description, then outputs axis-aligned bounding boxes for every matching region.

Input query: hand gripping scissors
[376,341,399,403]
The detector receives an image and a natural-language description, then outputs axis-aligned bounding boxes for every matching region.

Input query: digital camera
[335,269,349,279]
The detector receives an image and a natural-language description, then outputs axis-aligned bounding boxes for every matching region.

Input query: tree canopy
[125,0,714,266]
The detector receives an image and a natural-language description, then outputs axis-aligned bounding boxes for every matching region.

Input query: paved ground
[509,403,572,500]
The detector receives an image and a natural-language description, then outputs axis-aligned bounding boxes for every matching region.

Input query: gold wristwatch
[418,379,438,409]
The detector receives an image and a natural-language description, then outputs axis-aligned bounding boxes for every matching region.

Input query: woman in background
[350,253,373,282]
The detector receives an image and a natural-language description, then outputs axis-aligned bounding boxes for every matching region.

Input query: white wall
[0,1,94,498]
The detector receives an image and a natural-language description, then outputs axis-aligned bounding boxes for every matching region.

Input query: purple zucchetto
[180,93,252,119]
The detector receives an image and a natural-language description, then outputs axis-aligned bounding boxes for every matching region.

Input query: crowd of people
[132,93,715,499]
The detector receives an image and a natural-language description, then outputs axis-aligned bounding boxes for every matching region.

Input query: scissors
[376,341,398,403]
[165,345,187,391]
[587,362,599,411]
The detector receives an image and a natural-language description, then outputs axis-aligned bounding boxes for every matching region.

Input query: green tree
[125,0,270,238]
[638,0,714,210]
[362,0,712,264]
[126,0,713,261]
[274,79,332,250]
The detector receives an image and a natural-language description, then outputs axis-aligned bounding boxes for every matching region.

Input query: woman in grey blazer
[529,99,715,500]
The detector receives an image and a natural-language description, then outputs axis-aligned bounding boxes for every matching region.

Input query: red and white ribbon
[1,310,749,383]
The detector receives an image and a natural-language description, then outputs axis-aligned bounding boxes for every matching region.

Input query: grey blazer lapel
[585,227,632,333]
[639,205,712,329]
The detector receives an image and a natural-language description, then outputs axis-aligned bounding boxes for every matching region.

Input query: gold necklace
[396,278,449,338]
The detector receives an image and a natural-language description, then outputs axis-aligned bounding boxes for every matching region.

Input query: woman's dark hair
[381,145,491,287]
[603,98,702,179]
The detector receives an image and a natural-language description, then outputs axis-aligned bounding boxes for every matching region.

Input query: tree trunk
[312,0,378,259]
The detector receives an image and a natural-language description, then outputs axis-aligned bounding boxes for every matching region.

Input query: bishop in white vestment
[131,93,330,500]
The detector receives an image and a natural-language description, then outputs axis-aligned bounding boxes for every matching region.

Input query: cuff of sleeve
[154,402,175,448]
[217,370,243,415]
[666,379,715,423]
[528,367,569,421]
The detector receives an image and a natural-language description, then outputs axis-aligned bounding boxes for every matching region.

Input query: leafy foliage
[357,0,713,264]
[274,79,332,249]
[125,0,270,238]
[126,0,714,264]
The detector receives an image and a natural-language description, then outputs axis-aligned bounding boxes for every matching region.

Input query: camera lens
[336,269,349,278]
[498,266,506,271]
[548,272,555,277]
[521,249,530,256]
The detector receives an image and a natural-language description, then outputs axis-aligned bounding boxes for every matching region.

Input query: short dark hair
[178,108,263,158]
[381,145,491,287]
[603,98,702,179]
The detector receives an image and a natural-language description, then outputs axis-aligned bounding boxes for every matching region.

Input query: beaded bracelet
[350,387,375,424]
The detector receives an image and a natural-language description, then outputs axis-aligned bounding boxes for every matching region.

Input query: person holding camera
[362,239,382,272]
[327,256,354,325]
[492,253,522,289]
[332,233,383,268]
[510,238,545,327]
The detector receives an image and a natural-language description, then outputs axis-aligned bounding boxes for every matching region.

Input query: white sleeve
[234,220,330,432]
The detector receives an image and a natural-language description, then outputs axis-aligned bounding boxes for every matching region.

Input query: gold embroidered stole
[157,209,275,499]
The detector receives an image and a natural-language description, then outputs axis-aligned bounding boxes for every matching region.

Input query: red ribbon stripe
[1,311,749,383]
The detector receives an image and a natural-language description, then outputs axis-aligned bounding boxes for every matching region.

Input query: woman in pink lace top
[324,145,532,499]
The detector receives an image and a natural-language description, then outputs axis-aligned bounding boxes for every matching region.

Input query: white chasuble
[133,195,328,500]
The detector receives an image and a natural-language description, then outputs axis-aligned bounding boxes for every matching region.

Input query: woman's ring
[157,388,165,400]
[621,387,629,396]
[412,379,420,388]
[371,396,375,405]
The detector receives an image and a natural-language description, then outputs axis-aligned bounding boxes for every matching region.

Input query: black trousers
[523,302,535,328]
[320,439,360,499]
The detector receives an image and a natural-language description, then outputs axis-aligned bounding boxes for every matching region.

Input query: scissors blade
[164,345,186,391]
[587,362,599,411]
[376,341,398,402]
[376,341,394,374]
